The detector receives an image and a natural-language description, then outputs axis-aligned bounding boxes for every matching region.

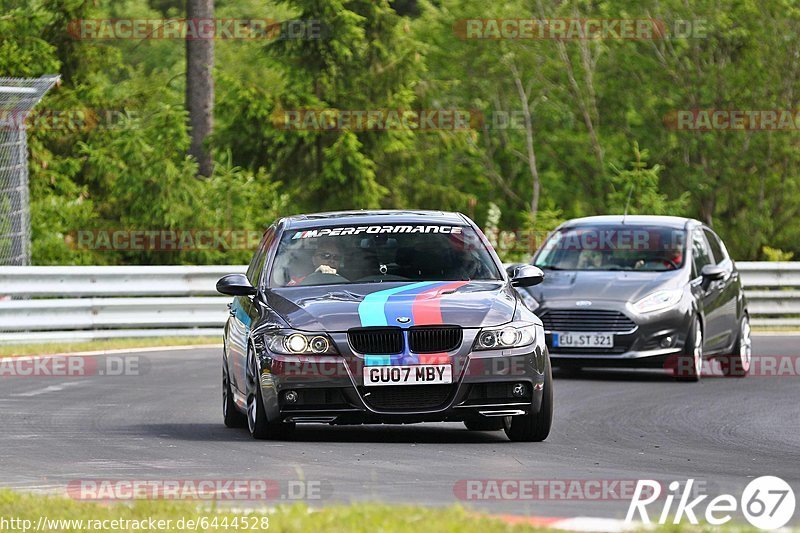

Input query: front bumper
[539,299,692,367]
[255,331,547,424]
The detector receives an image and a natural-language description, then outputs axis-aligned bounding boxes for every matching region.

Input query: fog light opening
[284,390,298,404]
[512,383,526,397]
[660,336,674,348]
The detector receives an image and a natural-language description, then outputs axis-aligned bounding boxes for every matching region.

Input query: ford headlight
[264,331,338,355]
[474,322,539,351]
[630,289,683,314]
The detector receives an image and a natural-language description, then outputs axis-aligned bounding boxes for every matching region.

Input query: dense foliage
[2,0,799,264]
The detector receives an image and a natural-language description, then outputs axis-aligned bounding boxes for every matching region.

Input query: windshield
[269,224,501,287]
[534,225,687,272]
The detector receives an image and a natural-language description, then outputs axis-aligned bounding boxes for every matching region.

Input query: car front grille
[539,309,636,332]
[348,328,403,355]
[546,343,628,355]
[348,327,462,354]
[408,327,462,353]
[361,385,453,410]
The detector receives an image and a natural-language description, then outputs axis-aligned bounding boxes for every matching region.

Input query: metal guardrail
[0,265,242,297]
[0,262,797,343]
[0,266,244,343]
[736,262,800,327]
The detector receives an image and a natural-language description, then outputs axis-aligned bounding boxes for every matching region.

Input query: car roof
[281,210,468,230]
[559,215,699,230]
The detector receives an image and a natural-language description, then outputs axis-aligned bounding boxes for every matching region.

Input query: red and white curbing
[494,514,645,532]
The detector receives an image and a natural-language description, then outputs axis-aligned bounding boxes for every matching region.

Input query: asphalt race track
[2,335,799,523]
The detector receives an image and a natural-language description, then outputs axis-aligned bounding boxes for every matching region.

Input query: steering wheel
[296,271,349,285]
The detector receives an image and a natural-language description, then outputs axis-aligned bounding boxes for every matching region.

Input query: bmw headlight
[264,331,338,355]
[630,289,683,314]
[474,322,538,351]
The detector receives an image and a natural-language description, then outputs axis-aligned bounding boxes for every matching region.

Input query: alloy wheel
[739,317,752,372]
[692,321,703,377]
[222,364,230,416]
[246,353,258,433]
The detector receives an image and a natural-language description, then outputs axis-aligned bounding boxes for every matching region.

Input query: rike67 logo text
[626,476,796,530]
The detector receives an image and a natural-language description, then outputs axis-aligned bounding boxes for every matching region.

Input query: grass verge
[0,337,220,357]
[0,490,545,532]
[0,490,766,532]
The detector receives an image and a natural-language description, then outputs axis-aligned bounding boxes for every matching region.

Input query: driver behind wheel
[634,247,683,271]
[661,248,683,269]
[287,239,345,286]
[312,240,342,274]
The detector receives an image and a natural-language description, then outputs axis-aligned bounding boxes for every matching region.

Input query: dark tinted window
[246,227,275,286]
[269,224,500,287]
[702,228,726,264]
[691,230,713,276]
[533,225,686,271]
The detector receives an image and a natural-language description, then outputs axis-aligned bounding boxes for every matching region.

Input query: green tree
[259,0,423,211]
[607,143,689,215]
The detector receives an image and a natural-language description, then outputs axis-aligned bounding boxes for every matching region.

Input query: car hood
[526,269,684,304]
[265,281,516,331]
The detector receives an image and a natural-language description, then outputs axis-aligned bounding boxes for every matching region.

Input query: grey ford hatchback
[516,215,751,381]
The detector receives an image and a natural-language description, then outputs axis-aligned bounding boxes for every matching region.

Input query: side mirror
[216,273,257,296]
[701,264,726,281]
[510,264,545,288]
[505,263,524,278]
[700,264,726,290]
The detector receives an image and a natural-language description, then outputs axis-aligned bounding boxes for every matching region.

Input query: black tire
[223,358,247,428]
[720,315,751,378]
[464,418,504,431]
[503,351,553,442]
[246,350,295,440]
[674,317,702,382]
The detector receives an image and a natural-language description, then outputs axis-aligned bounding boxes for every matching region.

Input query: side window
[702,228,727,264]
[246,227,275,287]
[691,230,713,277]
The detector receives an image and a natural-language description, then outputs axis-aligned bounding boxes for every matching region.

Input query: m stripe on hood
[358,282,438,328]
[358,281,469,366]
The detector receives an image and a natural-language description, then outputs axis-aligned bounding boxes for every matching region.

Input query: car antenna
[622,181,635,225]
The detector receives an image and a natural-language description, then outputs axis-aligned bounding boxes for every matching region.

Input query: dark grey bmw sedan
[516,215,751,381]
